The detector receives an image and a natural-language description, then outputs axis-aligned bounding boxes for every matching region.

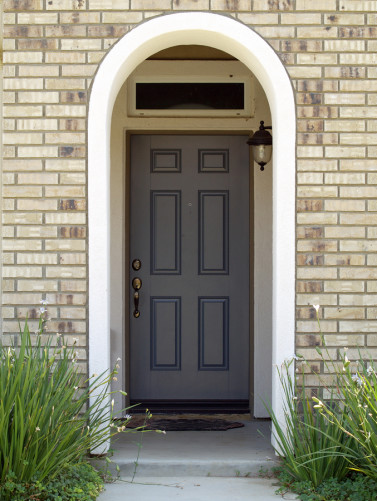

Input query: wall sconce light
[247,121,272,171]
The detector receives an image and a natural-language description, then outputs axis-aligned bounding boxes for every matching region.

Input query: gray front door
[130,135,249,405]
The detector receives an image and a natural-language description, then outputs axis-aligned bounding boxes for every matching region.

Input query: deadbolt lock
[132,259,141,271]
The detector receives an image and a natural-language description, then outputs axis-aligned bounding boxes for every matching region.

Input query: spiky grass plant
[266,358,353,487]
[0,307,146,488]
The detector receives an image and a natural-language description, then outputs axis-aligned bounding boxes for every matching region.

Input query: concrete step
[100,419,279,478]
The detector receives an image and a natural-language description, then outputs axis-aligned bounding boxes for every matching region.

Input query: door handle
[132,277,142,318]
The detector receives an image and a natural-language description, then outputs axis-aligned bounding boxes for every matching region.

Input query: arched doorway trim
[88,12,296,443]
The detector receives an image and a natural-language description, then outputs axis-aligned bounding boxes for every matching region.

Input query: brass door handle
[132,277,142,317]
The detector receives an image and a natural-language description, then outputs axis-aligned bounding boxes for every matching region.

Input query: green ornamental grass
[0,304,148,492]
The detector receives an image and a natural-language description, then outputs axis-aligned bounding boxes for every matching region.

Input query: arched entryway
[88,12,296,445]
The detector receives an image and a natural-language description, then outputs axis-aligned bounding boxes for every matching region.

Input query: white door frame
[88,12,296,446]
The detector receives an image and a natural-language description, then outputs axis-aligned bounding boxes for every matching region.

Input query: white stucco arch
[88,12,295,440]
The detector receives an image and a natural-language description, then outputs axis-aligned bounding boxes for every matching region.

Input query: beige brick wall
[2,0,377,388]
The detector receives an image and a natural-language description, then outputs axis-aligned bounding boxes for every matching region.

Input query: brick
[4,52,43,64]
[298,240,337,253]
[297,268,337,280]
[340,186,377,198]
[17,199,57,211]
[281,13,321,25]
[341,134,377,146]
[59,119,86,131]
[59,199,86,210]
[102,11,142,22]
[297,26,338,39]
[18,92,59,104]
[253,0,293,9]
[255,27,295,39]
[287,67,322,79]
[368,255,377,266]
[45,105,87,117]
[325,281,364,293]
[59,253,86,264]
[19,66,59,77]
[297,213,337,225]
[326,173,366,185]
[324,200,365,212]
[46,79,86,91]
[17,119,58,131]
[297,320,336,333]
[59,227,86,238]
[62,66,96,77]
[46,267,86,279]
[297,254,324,266]
[18,146,58,158]
[46,293,86,305]
[297,146,323,158]
[4,78,44,90]
[3,213,42,224]
[45,240,86,251]
[60,307,86,319]
[297,186,338,198]
[17,254,58,265]
[340,321,377,334]
[45,213,86,224]
[325,94,366,106]
[45,186,85,197]
[58,146,86,158]
[3,293,42,305]
[3,186,42,198]
[88,25,130,37]
[45,133,86,144]
[45,53,86,64]
[325,254,365,266]
[325,225,365,237]
[340,160,377,171]
[3,159,42,171]
[3,240,42,251]
[18,13,58,24]
[324,333,365,345]
[340,0,377,10]
[4,133,43,145]
[296,0,336,9]
[296,293,337,304]
[325,67,366,79]
[297,173,323,184]
[46,159,85,171]
[325,120,365,132]
[4,25,43,37]
[297,159,338,172]
[340,269,377,280]
[18,281,58,292]
[60,173,86,184]
[297,200,323,212]
[340,240,377,252]
[61,39,102,51]
[61,281,87,292]
[3,267,42,278]
[46,0,86,10]
[325,147,366,158]
[4,0,44,9]
[17,226,57,238]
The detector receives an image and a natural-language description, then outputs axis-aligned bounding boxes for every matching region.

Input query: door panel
[130,135,249,402]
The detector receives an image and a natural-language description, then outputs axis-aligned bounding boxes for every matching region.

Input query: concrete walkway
[96,418,298,499]
[98,476,298,500]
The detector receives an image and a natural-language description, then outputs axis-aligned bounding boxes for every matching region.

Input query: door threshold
[130,399,250,414]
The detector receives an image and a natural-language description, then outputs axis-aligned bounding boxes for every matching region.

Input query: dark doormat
[127,416,245,431]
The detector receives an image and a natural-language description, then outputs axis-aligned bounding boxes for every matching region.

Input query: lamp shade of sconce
[247,121,272,171]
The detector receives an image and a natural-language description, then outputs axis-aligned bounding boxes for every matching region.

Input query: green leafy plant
[310,308,377,481]
[275,468,377,501]
[0,302,149,494]
[265,358,353,487]
[1,462,104,501]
